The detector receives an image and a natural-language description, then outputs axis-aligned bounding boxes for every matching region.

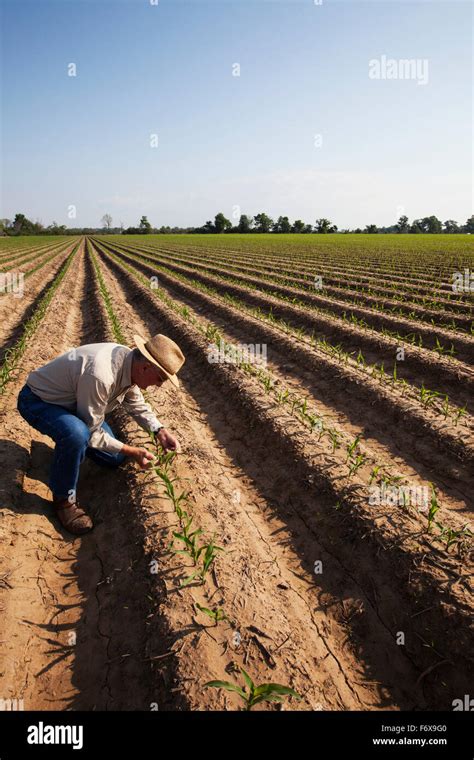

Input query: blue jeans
[17,384,126,500]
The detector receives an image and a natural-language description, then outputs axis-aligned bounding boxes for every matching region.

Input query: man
[17,333,185,535]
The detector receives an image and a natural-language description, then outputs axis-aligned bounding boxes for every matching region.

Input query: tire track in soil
[93,241,469,711]
[0,240,154,710]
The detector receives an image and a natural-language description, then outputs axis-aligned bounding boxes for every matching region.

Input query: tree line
[192,213,474,234]
[2,212,473,236]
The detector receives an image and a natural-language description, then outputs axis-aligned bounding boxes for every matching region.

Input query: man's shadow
[0,438,52,517]
[1,438,106,533]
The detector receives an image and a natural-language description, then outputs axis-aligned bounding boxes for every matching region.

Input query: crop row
[89,243,301,709]
[0,243,79,395]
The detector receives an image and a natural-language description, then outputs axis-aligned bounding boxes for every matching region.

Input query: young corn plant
[204,667,301,711]
[180,536,224,587]
[348,453,366,477]
[195,603,230,626]
[262,375,274,394]
[307,414,323,434]
[327,429,342,453]
[453,405,467,427]
[368,465,381,486]
[441,396,450,420]
[346,434,361,461]
[199,537,224,582]
[205,323,220,342]
[171,515,203,562]
[276,389,289,404]
[298,398,308,416]
[435,525,473,552]
[419,384,441,409]
[153,467,179,506]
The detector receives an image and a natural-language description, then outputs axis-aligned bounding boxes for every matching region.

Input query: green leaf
[253,683,301,699]
[240,667,255,693]
[203,681,247,700]
[180,572,201,587]
[195,604,215,619]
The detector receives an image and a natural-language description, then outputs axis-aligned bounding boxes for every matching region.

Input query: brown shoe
[52,497,93,535]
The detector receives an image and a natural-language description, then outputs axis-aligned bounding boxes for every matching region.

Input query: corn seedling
[204,667,301,710]
[453,405,467,426]
[195,603,230,626]
[435,525,473,551]
[327,429,341,453]
[368,465,381,486]
[419,384,441,409]
[198,537,224,581]
[276,389,289,404]
[346,434,361,460]
[262,375,274,394]
[348,453,366,476]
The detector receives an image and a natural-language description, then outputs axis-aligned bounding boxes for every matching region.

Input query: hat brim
[133,334,180,388]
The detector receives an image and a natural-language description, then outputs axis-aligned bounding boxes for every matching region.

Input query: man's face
[135,361,167,389]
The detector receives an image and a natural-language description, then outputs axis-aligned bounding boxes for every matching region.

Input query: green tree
[315,218,333,234]
[139,215,152,233]
[214,212,232,233]
[292,219,305,233]
[13,213,35,234]
[365,224,378,234]
[253,213,273,233]
[273,215,291,233]
[237,214,253,233]
[396,215,409,233]
[421,215,442,233]
[443,219,460,234]
[410,219,423,234]
[464,215,474,233]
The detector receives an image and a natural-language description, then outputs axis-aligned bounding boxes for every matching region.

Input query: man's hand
[156,427,181,454]
[134,448,155,469]
[122,445,155,469]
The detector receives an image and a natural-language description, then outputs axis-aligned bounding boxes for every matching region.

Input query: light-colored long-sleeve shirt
[26,343,163,453]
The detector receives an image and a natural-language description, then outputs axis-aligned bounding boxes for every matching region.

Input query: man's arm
[121,385,164,432]
[76,375,155,467]
[122,386,181,453]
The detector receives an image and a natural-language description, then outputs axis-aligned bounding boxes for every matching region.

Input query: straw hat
[133,333,185,388]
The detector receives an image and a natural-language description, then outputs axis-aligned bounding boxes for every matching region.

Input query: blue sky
[0,0,472,229]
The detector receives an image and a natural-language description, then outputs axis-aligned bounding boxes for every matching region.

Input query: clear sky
[0,0,472,229]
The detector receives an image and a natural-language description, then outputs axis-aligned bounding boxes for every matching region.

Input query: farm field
[0,233,473,711]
